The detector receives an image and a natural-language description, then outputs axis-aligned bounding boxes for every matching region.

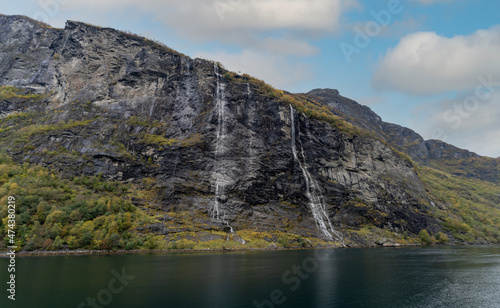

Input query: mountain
[0,14,499,251]
[307,88,499,183]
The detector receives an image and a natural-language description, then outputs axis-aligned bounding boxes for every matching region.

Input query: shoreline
[1,242,497,258]
[0,243,410,257]
[1,246,333,257]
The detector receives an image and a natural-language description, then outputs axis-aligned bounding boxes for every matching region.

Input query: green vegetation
[418,165,500,243]
[126,116,162,127]
[228,68,498,246]
[429,157,499,184]
[243,74,366,136]
[0,55,496,251]
[164,229,335,250]
[352,224,419,246]
[220,66,419,173]
[12,119,93,144]
[63,19,186,57]
[0,152,160,252]
[435,232,449,244]
[140,133,204,148]
[0,14,55,29]
[217,66,365,136]
[228,66,498,246]
[417,230,449,245]
[0,86,45,101]
[219,65,418,175]
[418,230,434,245]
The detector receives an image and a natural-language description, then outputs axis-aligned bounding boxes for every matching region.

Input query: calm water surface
[1,245,500,308]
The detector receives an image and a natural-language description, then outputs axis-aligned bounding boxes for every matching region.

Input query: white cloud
[43,0,356,85]
[251,36,318,56]
[373,26,500,95]
[59,0,356,54]
[194,50,313,89]
[409,91,500,158]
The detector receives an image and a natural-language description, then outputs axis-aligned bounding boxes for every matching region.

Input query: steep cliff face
[306,88,499,186]
[0,15,61,87]
[307,89,479,160]
[1,15,497,247]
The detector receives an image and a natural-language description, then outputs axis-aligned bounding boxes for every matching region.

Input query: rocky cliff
[1,14,498,249]
[307,88,498,184]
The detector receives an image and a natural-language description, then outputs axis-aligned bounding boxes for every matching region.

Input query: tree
[80,232,93,247]
[122,212,132,229]
[45,210,67,226]
[35,202,49,223]
[108,220,119,235]
[69,209,82,221]
[48,223,62,239]
[8,182,19,195]
[52,236,63,250]
[32,221,42,236]
[435,232,449,244]
[66,236,79,249]
[81,221,94,234]
[42,238,53,250]
[418,230,434,245]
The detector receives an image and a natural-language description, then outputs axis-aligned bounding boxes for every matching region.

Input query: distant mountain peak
[0,14,498,249]
[308,88,340,97]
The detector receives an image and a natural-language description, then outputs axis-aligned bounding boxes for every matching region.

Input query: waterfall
[245,82,258,176]
[290,105,345,246]
[223,213,246,244]
[290,105,298,161]
[213,62,225,220]
[149,100,156,118]
[212,63,245,244]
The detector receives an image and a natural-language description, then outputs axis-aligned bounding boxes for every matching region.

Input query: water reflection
[1,245,499,308]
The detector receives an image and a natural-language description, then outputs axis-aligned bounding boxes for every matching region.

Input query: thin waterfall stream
[213,62,225,220]
[212,63,245,244]
[290,105,345,246]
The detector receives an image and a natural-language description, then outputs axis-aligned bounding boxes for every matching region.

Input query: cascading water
[290,105,345,246]
[245,83,258,176]
[212,63,245,244]
[213,62,226,220]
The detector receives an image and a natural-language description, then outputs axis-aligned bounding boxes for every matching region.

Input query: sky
[2,0,500,157]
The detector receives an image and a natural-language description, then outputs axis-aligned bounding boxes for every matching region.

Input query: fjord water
[2,245,500,308]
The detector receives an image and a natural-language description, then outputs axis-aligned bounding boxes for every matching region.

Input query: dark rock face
[307,88,384,134]
[0,16,61,93]
[307,88,480,162]
[0,15,447,243]
[306,88,500,187]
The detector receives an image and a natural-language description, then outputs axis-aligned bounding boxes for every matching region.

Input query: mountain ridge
[305,88,498,184]
[0,14,499,251]
[0,14,489,162]
[307,88,480,160]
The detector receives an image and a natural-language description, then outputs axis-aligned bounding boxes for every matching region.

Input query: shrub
[52,236,63,250]
[418,230,434,245]
[42,238,53,250]
[0,152,159,252]
[435,232,449,244]
[125,240,137,250]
